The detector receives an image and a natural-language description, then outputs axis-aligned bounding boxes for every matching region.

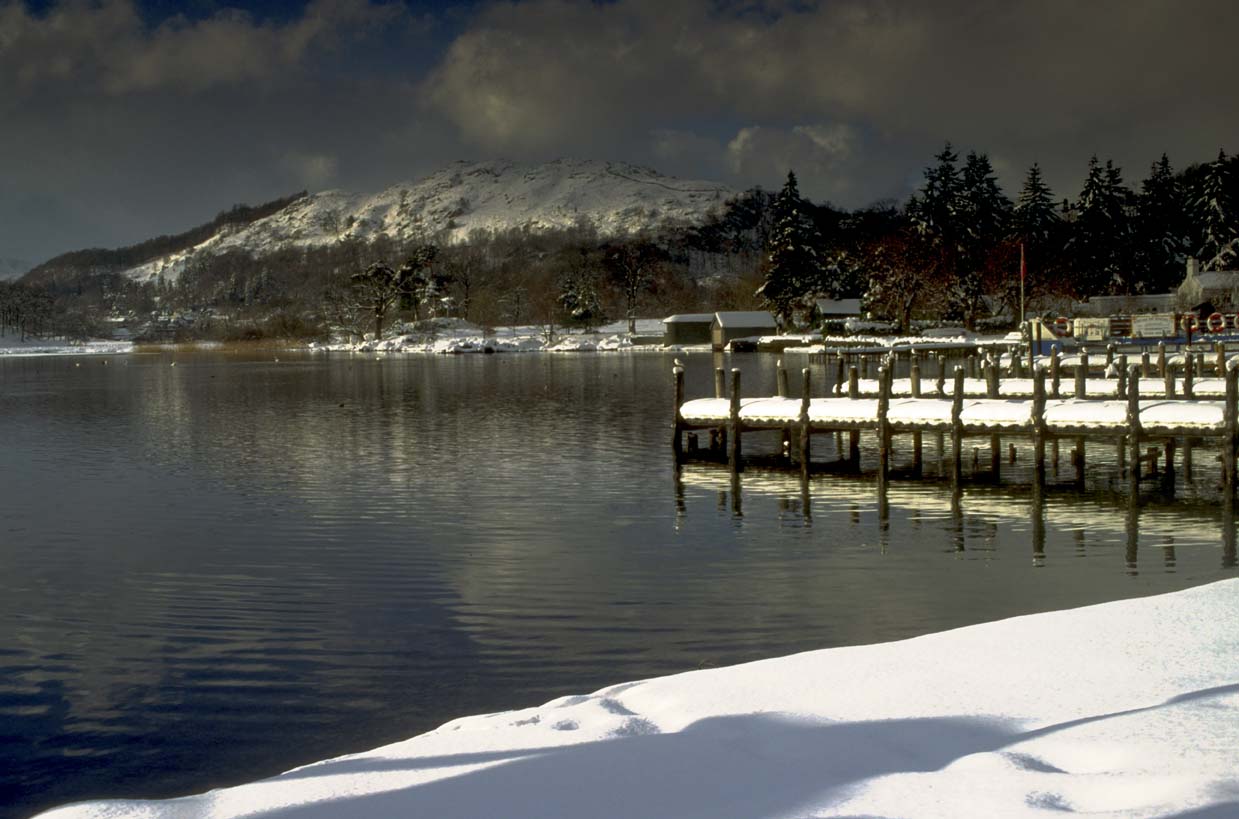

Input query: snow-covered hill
[125,159,734,283]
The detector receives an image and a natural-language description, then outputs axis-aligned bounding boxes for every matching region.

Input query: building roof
[814,298,863,315]
[1195,271,1239,291]
[663,313,715,324]
[713,311,778,328]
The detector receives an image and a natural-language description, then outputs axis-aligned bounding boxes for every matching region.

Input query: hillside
[0,257,30,280]
[112,159,734,283]
[22,193,307,288]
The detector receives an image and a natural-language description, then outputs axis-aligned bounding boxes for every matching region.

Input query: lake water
[2,350,1235,818]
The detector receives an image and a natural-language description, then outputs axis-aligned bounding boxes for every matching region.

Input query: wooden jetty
[671,354,1239,498]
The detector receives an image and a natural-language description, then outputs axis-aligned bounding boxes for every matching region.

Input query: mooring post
[1127,365,1142,496]
[986,359,1000,398]
[1225,362,1238,494]
[1217,342,1226,377]
[1033,365,1046,489]
[834,354,845,395]
[727,368,742,472]
[1185,350,1195,399]
[967,354,977,379]
[1050,344,1061,398]
[1141,350,1151,378]
[714,367,726,399]
[951,366,965,488]
[1163,356,1175,398]
[935,353,946,395]
[877,365,891,482]
[1030,318,1041,373]
[911,356,922,398]
[799,368,812,473]
[1157,341,1167,377]
[672,364,685,461]
[1075,350,1087,399]
[777,359,789,398]
[1011,348,1023,378]
[1163,438,1176,496]
[1117,354,1129,400]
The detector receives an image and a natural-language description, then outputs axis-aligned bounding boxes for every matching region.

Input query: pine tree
[1194,150,1238,271]
[1011,163,1059,247]
[907,143,962,245]
[1067,157,1133,294]
[1133,154,1190,291]
[758,171,825,327]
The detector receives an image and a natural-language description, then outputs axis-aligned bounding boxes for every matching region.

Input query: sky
[3,0,1238,267]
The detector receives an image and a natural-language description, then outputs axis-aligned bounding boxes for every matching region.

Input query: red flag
[1020,242,1026,283]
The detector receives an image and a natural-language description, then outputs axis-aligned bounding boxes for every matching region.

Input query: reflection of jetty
[671,468,1238,569]
[671,353,1239,499]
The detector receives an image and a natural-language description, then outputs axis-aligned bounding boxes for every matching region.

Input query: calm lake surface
[2,350,1235,817]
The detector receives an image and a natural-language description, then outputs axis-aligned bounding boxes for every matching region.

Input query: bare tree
[602,237,668,334]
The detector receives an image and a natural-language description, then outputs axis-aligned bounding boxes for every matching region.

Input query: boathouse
[1178,257,1239,310]
[711,311,777,351]
[663,313,715,345]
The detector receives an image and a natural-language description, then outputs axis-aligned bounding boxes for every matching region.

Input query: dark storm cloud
[425,0,1239,204]
[3,0,1237,264]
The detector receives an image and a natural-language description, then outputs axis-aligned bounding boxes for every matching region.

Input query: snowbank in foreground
[39,580,1239,819]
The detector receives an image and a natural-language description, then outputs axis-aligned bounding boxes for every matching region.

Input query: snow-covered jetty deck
[671,355,1239,495]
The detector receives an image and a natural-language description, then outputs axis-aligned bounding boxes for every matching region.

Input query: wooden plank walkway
[671,356,1239,497]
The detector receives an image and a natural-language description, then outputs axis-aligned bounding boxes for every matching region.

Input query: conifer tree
[1194,150,1238,271]
[1011,163,1059,248]
[1134,154,1190,291]
[1068,157,1133,294]
[758,171,825,327]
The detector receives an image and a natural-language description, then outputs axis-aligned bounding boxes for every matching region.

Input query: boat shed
[662,313,715,345]
[711,311,778,351]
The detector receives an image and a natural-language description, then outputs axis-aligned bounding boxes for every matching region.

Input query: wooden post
[798,368,812,472]
[935,354,946,395]
[1033,365,1046,489]
[728,368,742,472]
[834,354,845,395]
[1073,437,1086,487]
[1075,351,1087,399]
[967,354,978,379]
[986,359,999,398]
[1164,356,1175,398]
[1185,349,1195,399]
[672,365,685,461]
[1225,362,1238,494]
[1106,343,1115,372]
[1127,365,1141,495]
[1029,319,1038,372]
[1141,350,1151,377]
[1217,342,1226,377]
[1012,348,1023,378]
[1157,341,1167,377]
[714,367,726,399]
[911,357,922,398]
[951,366,965,488]
[848,366,859,399]
[1117,354,1128,400]
[777,359,788,398]
[877,365,891,482]
[1050,344,1061,397]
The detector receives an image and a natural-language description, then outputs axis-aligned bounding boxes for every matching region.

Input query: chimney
[1187,257,1199,278]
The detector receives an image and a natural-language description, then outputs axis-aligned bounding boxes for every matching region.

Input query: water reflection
[676,465,1236,572]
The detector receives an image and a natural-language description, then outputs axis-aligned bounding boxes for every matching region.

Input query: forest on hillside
[2,146,1236,343]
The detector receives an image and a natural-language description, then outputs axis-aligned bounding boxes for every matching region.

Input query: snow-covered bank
[311,318,699,355]
[40,580,1239,819]
[0,338,133,357]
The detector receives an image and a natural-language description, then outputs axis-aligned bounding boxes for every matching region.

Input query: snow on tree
[1133,154,1190,291]
[1194,150,1238,271]
[1067,156,1133,295]
[757,171,826,327]
[952,151,1012,324]
[349,244,438,338]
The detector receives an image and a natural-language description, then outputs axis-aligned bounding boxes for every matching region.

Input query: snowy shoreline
[0,339,134,357]
[37,579,1239,818]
